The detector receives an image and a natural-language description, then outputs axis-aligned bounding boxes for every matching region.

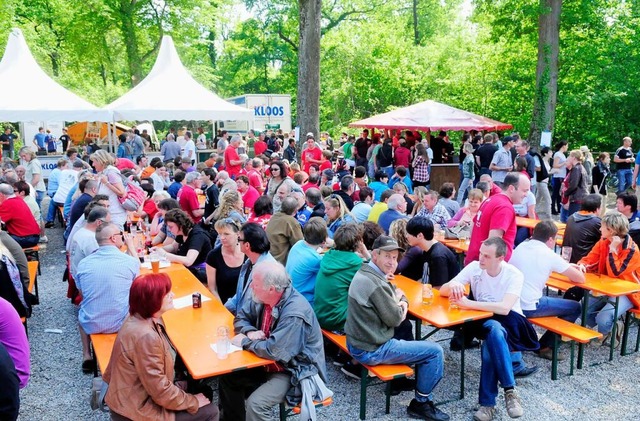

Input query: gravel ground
[18,200,640,421]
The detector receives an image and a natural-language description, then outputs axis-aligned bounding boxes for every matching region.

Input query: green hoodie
[313,249,363,331]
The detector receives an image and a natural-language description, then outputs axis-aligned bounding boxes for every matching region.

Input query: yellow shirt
[367,202,388,224]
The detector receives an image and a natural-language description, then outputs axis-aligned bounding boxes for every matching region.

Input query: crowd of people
[3,126,640,421]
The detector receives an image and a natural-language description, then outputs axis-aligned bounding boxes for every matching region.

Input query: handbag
[445,224,471,240]
[116,173,146,211]
[90,376,109,412]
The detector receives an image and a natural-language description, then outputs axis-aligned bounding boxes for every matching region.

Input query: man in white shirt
[441,237,536,421]
[510,220,584,360]
[69,206,109,279]
[182,130,196,165]
[45,160,83,227]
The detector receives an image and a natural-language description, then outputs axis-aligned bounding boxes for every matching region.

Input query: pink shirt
[465,194,516,265]
[178,185,202,223]
[241,185,260,214]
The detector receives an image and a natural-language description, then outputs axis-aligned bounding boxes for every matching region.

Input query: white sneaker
[38,236,49,243]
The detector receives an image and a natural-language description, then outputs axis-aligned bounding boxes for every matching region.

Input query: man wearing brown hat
[344,236,449,421]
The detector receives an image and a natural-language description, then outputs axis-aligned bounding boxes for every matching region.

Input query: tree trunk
[413,0,419,46]
[528,0,561,150]
[297,0,321,142]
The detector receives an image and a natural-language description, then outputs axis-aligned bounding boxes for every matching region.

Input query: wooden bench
[529,316,602,380]
[545,277,574,296]
[621,308,640,356]
[28,261,39,303]
[90,333,117,377]
[322,330,413,420]
[278,397,333,420]
[57,205,66,228]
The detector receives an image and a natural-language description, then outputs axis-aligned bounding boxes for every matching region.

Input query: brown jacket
[103,315,199,421]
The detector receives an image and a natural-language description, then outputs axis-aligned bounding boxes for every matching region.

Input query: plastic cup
[216,326,230,359]
[151,258,160,273]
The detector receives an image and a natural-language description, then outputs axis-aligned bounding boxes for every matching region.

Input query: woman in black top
[205,219,246,303]
[155,209,212,283]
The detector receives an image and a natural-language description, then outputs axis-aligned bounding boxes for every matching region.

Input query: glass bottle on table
[421,263,434,305]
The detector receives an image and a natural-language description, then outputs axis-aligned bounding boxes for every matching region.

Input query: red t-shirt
[248,170,264,193]
[319,160,332,172]
[224,146,241,178]
[302,147,322,173]
[464,194,516,265]
[254,141,268,157]
[0,197,40,237]
[142,198,158,221]
[302,182,318,192]
[178,185,202,223]
[394,146,411,168]
[490,184,502,196]
[241,186,260,214]
[115,158,136,171]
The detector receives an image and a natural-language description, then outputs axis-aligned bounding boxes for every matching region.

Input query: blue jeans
[347,338,443,402]
[35,190,45,210]
[617,168,633,193]
[560,202,580,223]
[514,226,530,247]
[523,297,581,349]
[479,319,515,407]
[457,178,473,205]
[585,293,634,334]
[46,199,63,223]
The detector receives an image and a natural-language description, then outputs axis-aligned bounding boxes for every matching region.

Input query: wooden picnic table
[393,275,492,399]
[516,216,565,232]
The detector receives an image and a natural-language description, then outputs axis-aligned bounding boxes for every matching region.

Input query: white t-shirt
[452,260,524,315]
[53,169,79,203]
[553,151,567,178]
[510,239,570,311]
[69,227,99,278]
[182,139,196,160]
[513,190,536,217]
[150,172,166,192]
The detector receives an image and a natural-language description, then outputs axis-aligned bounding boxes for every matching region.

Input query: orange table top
[140,261,190,276]
[162,269,273,379]
[516,216,566,231]
[393,275,492,328]
[549,272,640,297]
[441,239,469,254]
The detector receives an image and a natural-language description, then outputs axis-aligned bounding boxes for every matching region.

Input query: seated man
[285,217,326,306]
[0,183,40,247]
[561,194,602,264]
[69,206,110,279]
[510,220,584,360]
[440,237,539,421]
[75,223,140,373]
[219,261,330,421]
[416,190,451,230]
[345,236,449,421]
[378,193,408,234]
[265,197,303,265]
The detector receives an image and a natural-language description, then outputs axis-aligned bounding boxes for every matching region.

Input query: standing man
[160,133,181,164]
[465,172,530,265]
[514,139,536,186]
[510,221,585,360]
[345,236,450,421]
[59,127,71,152]
[247,158,265,194]
[441,237,538,421]
[201,168,219,222]
[219,261,330,421]
[301,135,322,173]
[490,136,514,187]
[32,127,47,153]
[614,136,634,193]
[0,127,15,159]
[354,130,370,168]
[130,130,145,162]
[224,135,243,179]
[182,130,196,165]
[475,133,497,177]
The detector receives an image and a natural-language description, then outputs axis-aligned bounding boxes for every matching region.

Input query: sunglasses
[271,167,280,172]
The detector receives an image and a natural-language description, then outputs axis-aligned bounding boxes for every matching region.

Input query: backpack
[267,137,280,153]
[530,151,549,183]
[105,168,145,211]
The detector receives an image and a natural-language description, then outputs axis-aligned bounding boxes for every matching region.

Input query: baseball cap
[372,235,404,252]
[500,136,514,145]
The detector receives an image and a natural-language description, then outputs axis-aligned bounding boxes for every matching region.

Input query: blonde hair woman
[207,191,246,226]
[324,194,353,239]
[410,186,428,217]
[205,218,246,303]
[18,146,46,207]
[91,150,127,228]
[389,218,410,259]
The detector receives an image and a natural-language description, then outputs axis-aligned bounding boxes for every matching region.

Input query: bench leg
[636,319,640,353]
[385,381,391,414]
[621,312,632,356]
[359,366,368,420]
[610,297,620,361]
[551,335,559,381]
[577,293,590,369]
[414,319,421,341]
[569,342,575,376]
[459,327,465,400]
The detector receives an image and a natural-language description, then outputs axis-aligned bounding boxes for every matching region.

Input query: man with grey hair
[272,182,293,214]
[160,131,181,163]
[0,183,40,247]
[266,196,304,265]
[224,134,244,179]
[178,172,204,223]
[220,261,329,421]
[75,222,140,373]
[248,158,265,194]
[378,193,408,234]
[216,170,237,199]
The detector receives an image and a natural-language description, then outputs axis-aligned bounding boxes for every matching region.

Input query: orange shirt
[140,166,155,179]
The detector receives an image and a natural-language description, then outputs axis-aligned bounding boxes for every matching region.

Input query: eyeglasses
[270,168,280,172]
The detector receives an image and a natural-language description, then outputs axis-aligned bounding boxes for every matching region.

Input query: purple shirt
[0,297,30,388]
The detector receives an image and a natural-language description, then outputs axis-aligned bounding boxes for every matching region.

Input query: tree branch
[278,27,298,52]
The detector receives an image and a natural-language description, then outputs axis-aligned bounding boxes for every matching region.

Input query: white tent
[106,36,253,122]
[0,28,111,122]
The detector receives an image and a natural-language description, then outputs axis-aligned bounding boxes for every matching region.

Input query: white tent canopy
[0,28,111,122]
[106,36,253,122]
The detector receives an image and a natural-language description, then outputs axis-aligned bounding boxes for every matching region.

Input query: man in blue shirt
[75,222,140,373]
[285,217,326,305]
[32,127,46,151]
[378,193,408,234]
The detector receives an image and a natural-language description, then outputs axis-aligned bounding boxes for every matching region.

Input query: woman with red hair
[103,274,218,421]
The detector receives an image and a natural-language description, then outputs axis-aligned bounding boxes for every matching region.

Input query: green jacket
[313,250,362,331]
